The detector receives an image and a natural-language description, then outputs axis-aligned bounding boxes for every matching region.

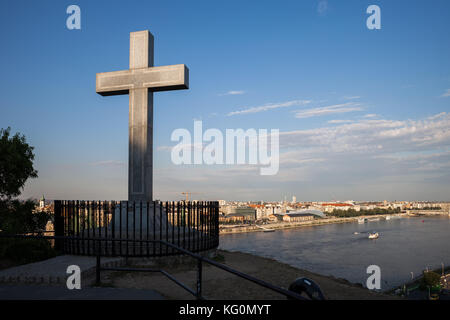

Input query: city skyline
[1,0,449,201]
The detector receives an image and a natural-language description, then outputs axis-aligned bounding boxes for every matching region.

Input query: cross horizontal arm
[96,64,189,96]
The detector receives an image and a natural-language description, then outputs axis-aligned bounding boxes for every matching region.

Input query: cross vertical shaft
[129,88,153,202]
[129,31,154,202]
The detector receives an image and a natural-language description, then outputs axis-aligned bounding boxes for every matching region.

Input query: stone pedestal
[109,202,171,238]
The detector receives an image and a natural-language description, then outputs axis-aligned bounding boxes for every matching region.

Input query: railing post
[215,201,220,247]
[96,239,101,286]
[54,200,63,252]
[196,258,203,299]
[112,201,116,256]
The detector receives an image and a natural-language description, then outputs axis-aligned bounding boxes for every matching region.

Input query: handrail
[0,233,306,300]
[158,239,305,299]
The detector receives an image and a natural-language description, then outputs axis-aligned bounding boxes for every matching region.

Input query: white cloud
[428,112,446,120]
[281,113,450,153]
[156,145,173,151]
[328,119,353,124]
[158,142,205,152]
[343,96,360,100]
[220,90,245,96]
[440,89,450,97]
[294,102,363,119]
[363,113,378,118]
[156,112,450,201]
[317,0,328,15]
[227,99,311,116]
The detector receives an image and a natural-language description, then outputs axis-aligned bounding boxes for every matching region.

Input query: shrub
[0,128,57,265]
[0,199,51,234]
[1,238,57,264]
[420,271,441,290]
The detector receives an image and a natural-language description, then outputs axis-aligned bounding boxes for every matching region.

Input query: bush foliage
[0,127,56,264]
[421,271,441,289]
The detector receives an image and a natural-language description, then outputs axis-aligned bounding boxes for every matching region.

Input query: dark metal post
[126,201,129,257]
[140,201,143,256]
[167,202,170,255]
[177,201,180,248]
[146,201,149,256]
[119,201,123,256]
[112,201,116,256]
[133,201,136,256]
[171,201,174,250]
[96,239,101,286]
[187,201,191,251]
[82,201,86,255]
[153,201,156,256]
[159,203,163,256]
[215,201,220,247]
[54,200,63,252]
[183,201,186,249]
[196,202,200,252]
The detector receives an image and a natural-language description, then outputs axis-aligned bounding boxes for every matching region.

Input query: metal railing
[54,200,219,257]
[0,234,306,300]
[95,238,306,300]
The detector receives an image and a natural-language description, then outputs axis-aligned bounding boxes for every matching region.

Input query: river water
[219,216,450,290]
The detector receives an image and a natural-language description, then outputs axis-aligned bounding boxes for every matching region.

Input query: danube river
[219,216,450,290]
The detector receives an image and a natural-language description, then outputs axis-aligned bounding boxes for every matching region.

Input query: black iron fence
[54,200,219,257]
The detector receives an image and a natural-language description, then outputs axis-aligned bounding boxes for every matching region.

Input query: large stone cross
[96,31,189,202]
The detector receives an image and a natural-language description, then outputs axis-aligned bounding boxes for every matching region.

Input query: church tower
[39,195,45,209]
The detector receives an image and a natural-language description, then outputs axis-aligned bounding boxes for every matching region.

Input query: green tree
[0,128,55,264]
[421,271,441,289]
[0,127,46,233]
[0,127,38,200]
[0,200,49,234]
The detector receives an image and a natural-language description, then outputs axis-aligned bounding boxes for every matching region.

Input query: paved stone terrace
[0,255,124,284]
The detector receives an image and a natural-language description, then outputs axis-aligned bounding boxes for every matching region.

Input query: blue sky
[1,0,449,201]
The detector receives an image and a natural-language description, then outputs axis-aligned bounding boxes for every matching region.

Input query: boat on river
[368,232,379,239]
[256,225,275,232]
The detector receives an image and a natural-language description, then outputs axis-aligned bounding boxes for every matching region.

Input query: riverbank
[220,213,409,234]
[407,210,450,217]
[94,249,398,300]
[387,266,450,300]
